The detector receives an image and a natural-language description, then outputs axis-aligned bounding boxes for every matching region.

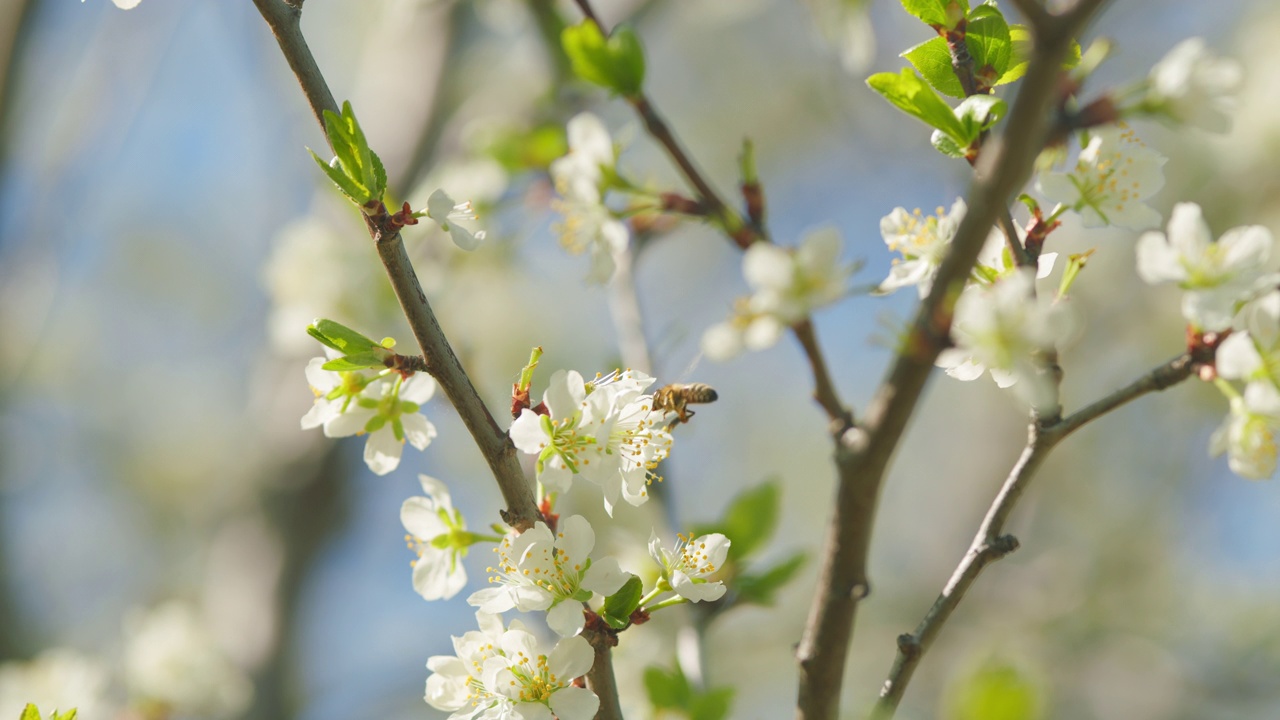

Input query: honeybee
[651,383,718,425]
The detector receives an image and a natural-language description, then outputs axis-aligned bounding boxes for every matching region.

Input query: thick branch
[869,353,1192,718]
[252,0,540,530]
[794,3,1110,718]
[583,627,624,720]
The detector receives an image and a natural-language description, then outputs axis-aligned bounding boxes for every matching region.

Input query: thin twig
[794,3,1110,717]
[251,0,540,531]
[869,353,1192,718]
[583,626,624,720]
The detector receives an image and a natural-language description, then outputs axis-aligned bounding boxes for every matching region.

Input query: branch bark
[794,2,1111,718]
[251,0,540,531]
[870,353,1193,718]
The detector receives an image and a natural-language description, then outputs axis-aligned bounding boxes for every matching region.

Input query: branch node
[989,534,1021,558]
[850,581,871,601]
[895,633,921,658]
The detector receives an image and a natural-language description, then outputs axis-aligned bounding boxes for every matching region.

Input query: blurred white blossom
[1210,382,1280,480]
[425,612,598,720]
[1145,37,1242,133]
[468,515,627,637]
[401,474,471,601]
[1217,291,1280,387]
[123,601,252,719]
[550,113,629,284]
[1136,202,1278,331]
[0,650,111,720]
[936,271,1073,411]
[703,229,851,360]
[1037,125,1166,230]
[878,199,967,298]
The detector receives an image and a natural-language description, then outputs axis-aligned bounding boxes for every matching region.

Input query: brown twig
[869,353,1193,718]
[251,0,540,531]
[794,2,1111,718]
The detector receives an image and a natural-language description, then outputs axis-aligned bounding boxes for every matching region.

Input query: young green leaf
[644,665,692,709]
[561,20,646,96]
[690,687,735,720]
[904,37,964,98]
[965,4,1013,84]
[307,319,380,354]
[692,480,780,562]
[21,705,41,720]
[899,0,967,29]
[308,149,366,206]
[601,574,643,628]
[867,69,969,144]
[321,351,387,372]
[947,660,1043,720]
[734,552,807,606]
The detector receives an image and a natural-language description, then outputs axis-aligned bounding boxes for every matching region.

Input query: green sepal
[321,351,387,372]
[899,0,968,29]
[561,20,646,96]
[692,480,779,563]
[601,574,643,629]
[364,415,387,434]
[308,318,381,354]
[1057,249,1094,300]
[867,69,968,147]
[518,346,543,394]
[734,552,808,606]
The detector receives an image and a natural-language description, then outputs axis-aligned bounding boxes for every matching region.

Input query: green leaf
[735,552,807,606]
[308,148,366,206]
[690,687,735,720]
[903,37,964,98]
[954,94,1007,135]
[996,25,1080,86]
[867,69,968,145]
[561,21,646,96]
[692,481,780,563]
[899,0,967,28]
[52,712,77,720]
[965,4,1012,81]
[601,574,643,629]
[947,661,1043,720]
[21,705,41,720]
[307,319,380,354]
[644,665,691,709]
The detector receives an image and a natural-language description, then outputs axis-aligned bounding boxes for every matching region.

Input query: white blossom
[83,0,142,8]
[1217,291,1280,387]
[304,362,439,475]
[936,271,1073,411]
[1037,125,1166,230]
[1210,382,1280,480]
[1146,37,1242,133]
[0,650,111,720]
[122,601,252,719]
[877,199,967,297]
[426,189,487,251]
[703,229,851,360]
[468,515,626,637]
[1136,202,1278,332]
[425,612,599,720]
[648,531,731,603]
[401,475,471,601]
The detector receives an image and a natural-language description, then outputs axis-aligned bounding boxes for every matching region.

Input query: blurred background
[1,0,1278,718]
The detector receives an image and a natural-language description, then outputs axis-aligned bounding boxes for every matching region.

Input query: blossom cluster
[510,368,674,515]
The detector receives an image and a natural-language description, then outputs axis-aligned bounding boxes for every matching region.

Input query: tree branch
[251,0,540,531]
[869,353,1192,718]
[794,3,1110,717]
